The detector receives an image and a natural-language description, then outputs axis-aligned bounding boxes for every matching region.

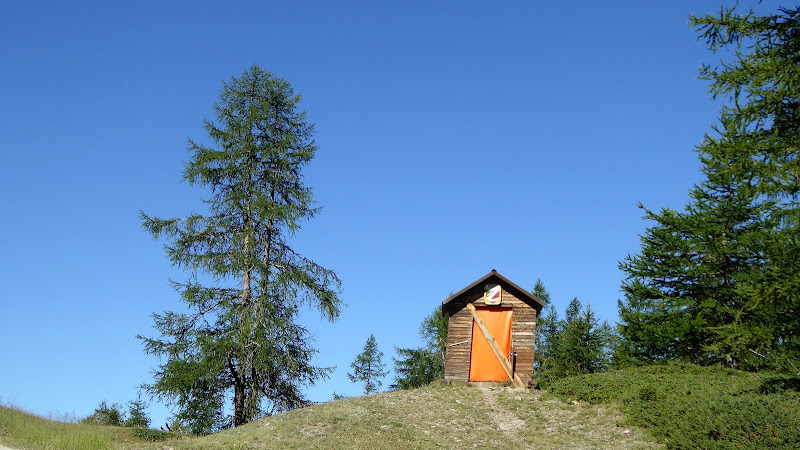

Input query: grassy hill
[140,383,656,449]
[0,404,170,449]
[1,383,656,449]
[2,364,799,449]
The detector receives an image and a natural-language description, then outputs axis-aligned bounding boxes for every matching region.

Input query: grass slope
[141,382,657,449]
[8,365,797,449]
[0,404,170,449]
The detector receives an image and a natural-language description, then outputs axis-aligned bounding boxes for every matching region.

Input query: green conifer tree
[564,297,581,323]
[125,397,150,428]
[348,334,388,395]
[392,307,448,389]
[536,299,614,386]
[531,278,551,305]
[139,65,342,433]
[619,5,800,371]
[532,279,557,374]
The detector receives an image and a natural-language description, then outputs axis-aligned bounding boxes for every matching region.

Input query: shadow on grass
[759,375,800,394]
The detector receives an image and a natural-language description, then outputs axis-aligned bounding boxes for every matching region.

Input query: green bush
[83,398,152,429]
[637,384,659,402]
[82,401,125,426]
[131,427,174,442]
[548,364,800,448]
[626,391,800,448]
[758,375,800,395]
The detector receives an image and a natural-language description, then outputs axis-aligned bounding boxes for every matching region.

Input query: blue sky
[0,0,779,430]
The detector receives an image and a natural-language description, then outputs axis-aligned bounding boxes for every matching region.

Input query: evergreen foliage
[82,399,151,429]
[124,398,150,428]
[534,304,559,372]
[420,306,449,363]
[536,297,614,387]
[531,278,551,305]
[131,428,174,442]
[618,5,800,371]
[549,364,800,448]
[392,307,448,389]
[564,297,581,323]
[139,65,342,434]
[532,279,558,374]
[82,401,125,427]
[348,334,388,394]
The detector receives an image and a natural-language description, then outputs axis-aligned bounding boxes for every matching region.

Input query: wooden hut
[442,270,545,387]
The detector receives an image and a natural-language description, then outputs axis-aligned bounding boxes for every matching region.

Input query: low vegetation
[135,381,656,449]
[548,364,800,448]
[0,404,172,449]
[81,399,150,429]
[3,365,800,449]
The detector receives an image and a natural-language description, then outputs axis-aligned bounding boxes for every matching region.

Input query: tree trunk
[242,233,252,306]
[228,357,246,427]
[366,361,371,394]
[234,374,245,427]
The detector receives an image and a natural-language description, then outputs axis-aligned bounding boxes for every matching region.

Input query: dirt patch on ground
[474,383,526,438]
[493,385,662,449]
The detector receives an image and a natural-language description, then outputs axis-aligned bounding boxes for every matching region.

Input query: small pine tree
[392,347,440,390]
[558,304,614,375]
[534,303,559,374]
[83,401,125,426]
[565,297,581,323]
[348,334,388,395]
[419,307,449,365]
[536,300,614,387]
[392,307,448,389]
[532,279,557,375]
[125,397,150,428]
[531,278,551,305]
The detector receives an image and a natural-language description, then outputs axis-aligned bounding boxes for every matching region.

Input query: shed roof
[441,269,546,311]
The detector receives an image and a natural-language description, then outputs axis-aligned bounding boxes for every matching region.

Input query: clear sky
[0,0,781,430]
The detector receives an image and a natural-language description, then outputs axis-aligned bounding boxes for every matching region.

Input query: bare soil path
[474,382,526,438]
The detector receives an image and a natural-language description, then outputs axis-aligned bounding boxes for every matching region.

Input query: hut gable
[442,270,544,384]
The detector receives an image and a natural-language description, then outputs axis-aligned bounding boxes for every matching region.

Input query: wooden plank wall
[443,282,538,383]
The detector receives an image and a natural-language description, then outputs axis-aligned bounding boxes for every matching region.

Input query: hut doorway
[468,306,512,382]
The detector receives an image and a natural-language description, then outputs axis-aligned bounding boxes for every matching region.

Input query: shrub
[82,401,125,426]
[637,384,659,402]
[131,427,173,442]
[758,375,800,395]
[548,364,800,448]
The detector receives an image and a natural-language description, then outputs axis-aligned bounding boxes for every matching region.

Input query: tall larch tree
[139,65,342,434]
[619,5,800,371]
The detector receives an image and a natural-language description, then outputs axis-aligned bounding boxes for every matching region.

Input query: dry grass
[8,367,796,448]
[494,386,662,449]
[142,382,662,449]
[1,382,664,449]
